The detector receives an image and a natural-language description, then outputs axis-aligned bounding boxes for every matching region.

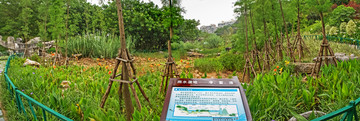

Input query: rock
[288,111,326,121]
[187,52,204,58]
[337,56,349,61]
[194,70,199,74]
[23,59,41,67]
[350,54,355,58]
[60,80,71,90]
[195,74,200,78]
[0,118,4,121]
[6,36,15,47]
[159,51,163,53]
[72,54,82,58]
[294,63,315,74]
[26,37,41,44]
[16,38,23,43]
[334,53,346,57]
[349,54,359,60]
[7,36,14,43]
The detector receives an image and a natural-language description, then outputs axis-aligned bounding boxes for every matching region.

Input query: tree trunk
[65,0,70,66]
[279,0,295,62]
[319,11,329,64]
[116,0,133,120]
[250,9,262,71]
[296,0,303,61]
[244,5,250,82]
[263,17,270,71]
[168,0,173,59]
[272,4,283,61]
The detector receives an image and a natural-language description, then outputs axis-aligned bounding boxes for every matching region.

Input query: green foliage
[64,34,121,58]
[346,20,357,36]
[331,0,349,5]
[306,0,332,13]
[29,54,41,62]
[329,26,338,35]
[325,25,331,34]
[304,21,322,33]
[194,58,223,73]
[218,53,244,71]
[0,0,199,52]
[19,0,33,41]
[330,5,356,26]
[339,22,347,35]
[48,0,65,40]
[1,57,164,120]
[246,59,360,120]
[203,34,224,49]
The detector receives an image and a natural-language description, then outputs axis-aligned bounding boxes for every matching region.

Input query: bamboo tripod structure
[279,0,296,62]
[159,0,179,94]
[262,38,273,72]
[249,10,262,72]
[310,12,338,77]
[242,6,256,83]
[100,0,150,120]
[159,55,179,94]
[292,0,309,62]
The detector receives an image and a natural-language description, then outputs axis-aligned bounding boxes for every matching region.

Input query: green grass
[293,38,360,62]
[245,59,360,120]
[1,54,360,120]
[0,57,163,121]
[63,34,121,58]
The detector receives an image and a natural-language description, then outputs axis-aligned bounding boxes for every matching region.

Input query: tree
[306,0,338,76]
[279,0,296,62]
[19,0,33,56]
[48,0,65,64]
[0,0,22,36]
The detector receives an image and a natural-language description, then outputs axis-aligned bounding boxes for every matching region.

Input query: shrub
[346,20,357,36]
[178,48,187,59]
[339,22,347,35]
[203,34,223,49]
[246,59,360,120]
[305,21,322,34]
[29,54,41,62]
[182,41,198,50]
[218,53,244,71]
[329,26,338,35]
[325,25,331,35]
[330,5,356,26]
[64,34,121,58]
[171,42,181,50]
[194,58,223,73]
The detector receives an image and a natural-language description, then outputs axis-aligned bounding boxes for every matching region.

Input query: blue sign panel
[165,87,247,121]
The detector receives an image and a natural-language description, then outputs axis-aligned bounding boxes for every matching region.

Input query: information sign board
[161,77,252,121]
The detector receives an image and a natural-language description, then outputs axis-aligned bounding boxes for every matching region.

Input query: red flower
[276,66,279,69]
[274,69,277,72]
[108,71,112,74]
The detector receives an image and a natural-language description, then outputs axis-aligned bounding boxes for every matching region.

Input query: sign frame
[160,76,252,121]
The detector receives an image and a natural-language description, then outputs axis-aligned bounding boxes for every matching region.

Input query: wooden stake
[160,0,179,95]
[311,12,338,77]
[100,0,150,120]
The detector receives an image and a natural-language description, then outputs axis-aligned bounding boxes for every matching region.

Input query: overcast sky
[87,0,238,27]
